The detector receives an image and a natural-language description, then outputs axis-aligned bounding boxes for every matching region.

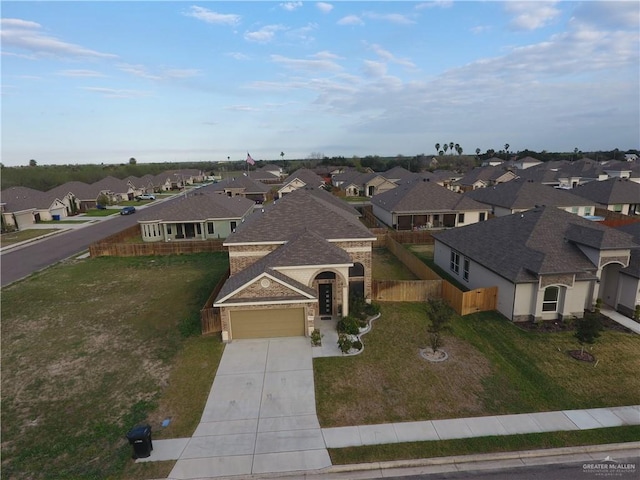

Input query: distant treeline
[1,149,635,192]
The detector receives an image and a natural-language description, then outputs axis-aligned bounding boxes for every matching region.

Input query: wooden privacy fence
[383,235,441,280]
[200,268,230,335]
[370,228,435,247]
[372,280,442,302]
[441,281,498,316]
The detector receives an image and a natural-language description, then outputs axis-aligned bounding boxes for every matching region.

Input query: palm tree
[504,143,510,161]
[457,146,463,155]
[443,144,449,155]
[435,143,440,155]
[475,147,481,156]
[449,142,454,155]
[454,143,460,155]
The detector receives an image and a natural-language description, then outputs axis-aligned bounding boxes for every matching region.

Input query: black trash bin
[126,425,153,459]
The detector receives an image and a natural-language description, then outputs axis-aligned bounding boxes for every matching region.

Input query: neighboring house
[570,178,640,215]
[213,187,376,342]
[511,156,543,170]
[276,168,326,198]
[91,176,135,202]
[371,177,490,230]
[455,166,517,191]
[432,206,639,322]
[381,166,416,184]
[137,192,255,241]
[248,170,281,184]
[153,173,175,192]
[481,157,505,167]
[465,179,598,217]
[206,176,271,204]
[624,153,638,162]
[0,186,67,229]
[47,181,101,213]
[615,222,640,318]
[332,169,396,197]
[429,170,464,192]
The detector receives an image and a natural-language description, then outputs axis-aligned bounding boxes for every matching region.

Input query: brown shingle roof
[136,192,255,222]
[571,178,640,205]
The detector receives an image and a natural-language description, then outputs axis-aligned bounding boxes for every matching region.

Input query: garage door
[230,308,305,339]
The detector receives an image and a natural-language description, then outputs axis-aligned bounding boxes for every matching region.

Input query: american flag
[246,153,255,165]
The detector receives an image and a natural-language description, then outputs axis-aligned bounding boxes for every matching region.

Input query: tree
[129,157,137,165]
[449,142,454,155]
[575,313,603,344]
[443,144,449,155]
[475,147,481,156]
[504,143,510,161]
[29,159,37,167]
[425,298,455,353]
[435,143,440,154]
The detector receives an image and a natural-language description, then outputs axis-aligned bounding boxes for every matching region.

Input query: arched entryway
[599,262,623,307]
[314,271,336,316]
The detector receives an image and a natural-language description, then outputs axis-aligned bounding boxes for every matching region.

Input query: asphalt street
[0,200,174,287]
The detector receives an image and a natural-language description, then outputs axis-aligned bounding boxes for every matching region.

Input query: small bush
[364,302,380,316]
[337,315,360,335]
[337,334,353,354]
[352,340,363,351]
[311,328,322,346]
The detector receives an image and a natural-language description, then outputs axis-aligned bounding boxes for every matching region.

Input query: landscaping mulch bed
[567,350,596,362]
[517,315,635,334]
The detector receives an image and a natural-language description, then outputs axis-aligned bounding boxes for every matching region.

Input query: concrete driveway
[169,337,331,479]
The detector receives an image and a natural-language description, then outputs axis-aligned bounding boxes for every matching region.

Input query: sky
[1,1,639,166]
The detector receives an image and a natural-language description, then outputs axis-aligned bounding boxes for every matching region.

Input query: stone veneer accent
[539,273,575,289]
[333,240,373,299]
[228,244,280,274]
[234,277,307,299]
[599,255,630,268]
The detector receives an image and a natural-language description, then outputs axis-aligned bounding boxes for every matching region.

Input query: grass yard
[314,304,640,428]
[0,228,59,246]
[372,248,418,280]
[1,253,229,480]
[407,243,468,291]
[84,208,120,217]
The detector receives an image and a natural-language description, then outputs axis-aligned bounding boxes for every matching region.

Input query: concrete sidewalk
[601,306,640,334]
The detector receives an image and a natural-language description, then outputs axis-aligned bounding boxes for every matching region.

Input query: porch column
[342,285,349,316]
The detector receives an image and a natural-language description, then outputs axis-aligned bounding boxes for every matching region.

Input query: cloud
[117,63,200,80]
[280,2,302,12]
[312,51,342,60]
[224,105,260,112]
[363,12,416,25]
[57,69,105,77]
[471,25,492,35]
[270,54,342,72]
[337,15,364,26]
[415,1,453,10]
[362,60,387,78]
[316,2,333,14]
[506,1,561,31]
[367,43,416,68]
[571,2,640,30]
[244,25,283,43]
[81,87,150,99]
[226,52,249,60]
[287,22,318,43]
[1,17,117,59]
[183,6,241,26]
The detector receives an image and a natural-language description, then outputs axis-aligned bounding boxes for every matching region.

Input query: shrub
[349,292,367,319]
[634,305,640,322]
[337,315,360,335]
[352,340,363,351]
[337,334,353,354]
[364,302,380,316]
[425,298,455,352]
[311,328,322,346]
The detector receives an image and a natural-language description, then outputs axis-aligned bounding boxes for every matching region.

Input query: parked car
[136,194,156,200]
[120,206,136,215]
[96,204,107,210]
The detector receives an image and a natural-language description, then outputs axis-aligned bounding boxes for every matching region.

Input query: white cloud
[224,105,260,112]
[287,22,318,43]
[244,25,283,43]
[337,15,364,26]
[280,2,302,12]
[415,1,453,10]
[57,69,105,77]
[117,63,200,80]
[367,43,416,68]
[506,1,561,31]
[226,52,249,61]
[312,51,342,60]
[183,6,240,26]
[571,2,639,30]
[363,12,415,25]
[471,25,491,35]
[0,17,117,59]
[81,87,150,99]
[362,60,387,78]
[270,54,342,72]
[316,2,333,14]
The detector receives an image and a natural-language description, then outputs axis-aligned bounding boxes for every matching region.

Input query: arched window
[349,263,364,277]
[542,286,559,312]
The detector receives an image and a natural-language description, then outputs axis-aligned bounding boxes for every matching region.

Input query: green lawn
[372,248,418,280]
[37,220,92,224]
[83,208,120,217]
[1,253,229,480]
[314,304,640,428]
[0,228,59,246]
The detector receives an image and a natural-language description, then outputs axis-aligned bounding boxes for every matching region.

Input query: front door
[319,283,332,315]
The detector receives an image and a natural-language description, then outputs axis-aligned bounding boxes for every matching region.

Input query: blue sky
[2,1,639,166]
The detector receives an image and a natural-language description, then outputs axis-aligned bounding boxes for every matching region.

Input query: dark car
[96,204,107,210]
[120,206,136,215]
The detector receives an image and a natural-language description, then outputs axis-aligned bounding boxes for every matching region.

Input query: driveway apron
[169,337,331,479]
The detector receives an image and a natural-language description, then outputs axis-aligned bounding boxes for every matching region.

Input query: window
[196,223,202,235]
[207,222,214,234]
[542,286,559,312]
[614,204,623,212]
[450,250,460,274]
[463,258,470,281]
[584,207,592,216]
[571,207,579,214]
[167,225,172,235]
[230,221,237,232]
[458,213,465,224]
[479,212,486,221]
